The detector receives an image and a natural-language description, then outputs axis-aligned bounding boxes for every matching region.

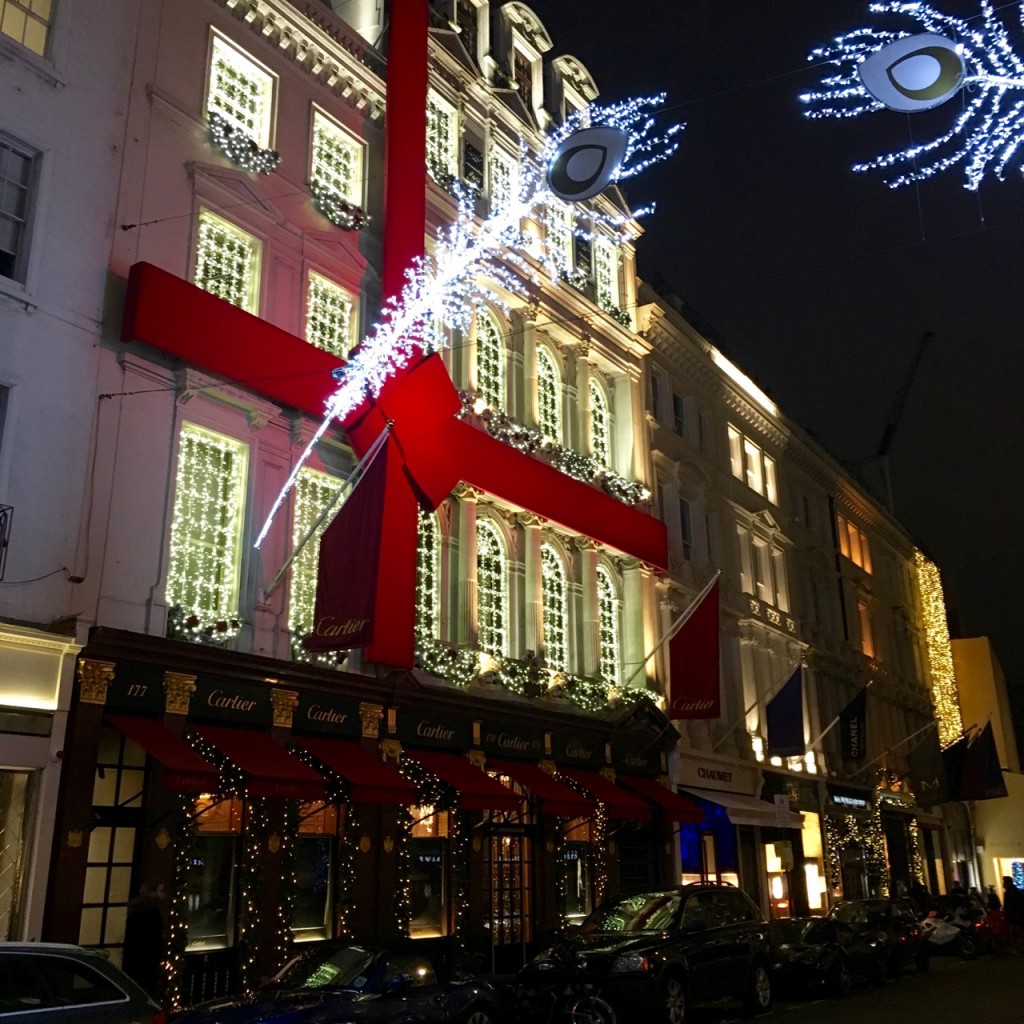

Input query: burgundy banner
[303,442,390,652]
[668,578,721,719]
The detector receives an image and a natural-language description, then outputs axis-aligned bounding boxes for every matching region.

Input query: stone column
[520,513,543,659]
[576,537,600,678]
[574,333,592,456]
[622,560,646,690]
[520,302,539,427]
[451,484,479,645]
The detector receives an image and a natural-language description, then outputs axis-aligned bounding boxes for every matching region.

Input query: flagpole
[710,658,802,753]
[804,680,875,753]
[847,719,938,780]
[262,425,391,599]
[622,571,720,691]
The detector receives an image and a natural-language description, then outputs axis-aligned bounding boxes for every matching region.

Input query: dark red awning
[559,768,652,821]
[292,737,416,805]
[489,759,594,818]
[619,775,705,823]
[194,725,326,801]
[403,749,521,812]
[106,715,219,793]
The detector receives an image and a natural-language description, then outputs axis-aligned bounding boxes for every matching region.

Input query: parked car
[573,884,773,1023]
[168,940,498,1024]
[770,916,882,996]
[0,942,164,1023]
[827,897,929,978]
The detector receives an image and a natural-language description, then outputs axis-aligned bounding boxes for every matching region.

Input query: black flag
[908,726,949,806]
[960,723,1008,801]
[940,733,970,801]
[839,688,868,761]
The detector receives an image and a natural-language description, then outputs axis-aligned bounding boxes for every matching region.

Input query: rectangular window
[736,524,752,595]
[463,139,484,191]
[195,209,261,313]
[207,32,276,148]
[0,0,51,56]
[594,237,619,310]
[426,90,459,183]
[0,132,37,284]
[728,423,776,503]
[672,393,686,436]
[678,499,692,561]
[836,514,872,572]
[650,373,662,423]
[186,795,243,951]
[513,48,532,110]
[488,144,518,217]
[310,108,363,206]
[546,201,574,273]
[858,599,875,659]
[455,0,478,60]
[743,438,763,495]
[764,455,778,505]
[409,806,450,938]
[573,235,592,279]
[166,423,248,637]
[772,549,789,612]
[293,803,339,942]
[728,425,743,480]
[0,770,33,940]
[753,538,772,602]
[305,271,356,357]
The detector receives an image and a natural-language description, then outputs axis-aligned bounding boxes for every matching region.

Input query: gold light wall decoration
[914,550,963,747]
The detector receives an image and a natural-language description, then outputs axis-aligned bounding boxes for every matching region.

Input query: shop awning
[107,715,220,793]
[195,725,326,801]
[489,760,594,818]
[619,775,705,823]
[403,749,521,812]
[292,736,416,805]
[679,787,803,829]
[559,768,651,821]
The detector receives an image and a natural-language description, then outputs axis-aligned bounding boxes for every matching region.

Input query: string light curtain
[596,565,621,686]
[475,310,506,411]
[288,467,338,660]
[305,271,355,357]
[589,378,611,466]
[195,210,261,314]
[536,345,562,442]
[540,544,568,673]
[476,519,508,656]
[415,510,441,640]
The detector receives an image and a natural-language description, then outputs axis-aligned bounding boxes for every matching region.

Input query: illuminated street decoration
[258,95,682,545]
[802,1,1024,189]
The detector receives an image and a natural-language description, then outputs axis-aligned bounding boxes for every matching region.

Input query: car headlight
[611,953,651,974]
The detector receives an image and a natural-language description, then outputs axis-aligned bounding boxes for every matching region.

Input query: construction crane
[874,329,934,512]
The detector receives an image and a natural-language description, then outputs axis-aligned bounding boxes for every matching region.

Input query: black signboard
[827,784,872,812]
[551,732,604,769]
[612,743,662,777]
[479,721,546,760]
[292,692,361,738]
[190,676,272,727]
[396,708,475,750]
[105,660,166,715]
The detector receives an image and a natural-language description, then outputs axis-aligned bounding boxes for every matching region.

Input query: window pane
[311,111,362,205]
[476,521,507,656]
[292,838,332,940]
[185,836,236,950]
[305,272,355,356]
[208,35,274,147]
[536,347,561,441]
[540,545,567,672]
[195,210,261,313]
[596,567,620,686]
[589,381,610,466]
[476,312,505,410]
[415,512,441,640]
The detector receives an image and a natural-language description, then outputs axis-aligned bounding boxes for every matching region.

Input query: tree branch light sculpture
[256,96,682,547]
[802,1,1024,189]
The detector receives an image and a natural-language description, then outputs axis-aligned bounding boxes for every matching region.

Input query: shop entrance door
[483,825,533,972]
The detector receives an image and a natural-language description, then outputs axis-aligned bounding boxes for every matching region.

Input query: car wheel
[463,1007,495,1024]
[743,962,772,1015]
[828,958,852,998]
[958,932,979,960]
[569,995,617,1024]
[659,973,687,1024]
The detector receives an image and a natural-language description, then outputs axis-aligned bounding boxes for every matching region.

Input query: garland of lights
[556,772,609,909]
[259,95,682,538]
[310,181,371,231]
[802,1,1024,189]
[163,797,196,1011]
[824,811,889,897]
[209,112,282,175]
[237,797,267,993]
[907,818,927,885]
[458,391,651,507]
[914,551,963,747]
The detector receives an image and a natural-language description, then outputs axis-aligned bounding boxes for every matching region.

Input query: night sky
[527,0,1024,691]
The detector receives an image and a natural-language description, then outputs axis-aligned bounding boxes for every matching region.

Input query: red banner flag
[668,577,720,719]
[303,442,390,653]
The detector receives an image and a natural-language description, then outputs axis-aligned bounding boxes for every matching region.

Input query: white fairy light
[256,96,682,546]
[802,0,1024,189]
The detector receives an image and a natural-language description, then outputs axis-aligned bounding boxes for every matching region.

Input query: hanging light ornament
[802,1,1024,189]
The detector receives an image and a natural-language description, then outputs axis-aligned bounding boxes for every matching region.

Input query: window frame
[0,0,53,58]
[305,269,357,357]
[588,378,611,467]
[540,542,568,673]
[426,88,459,184]
[476,518,508,656]
[194,207,263,315]
[535,345,561,442]
[595,564,621,686]
[0,129,40,287]
[205,30,278,149]
[475,309,506,410]
[309,105,365,208]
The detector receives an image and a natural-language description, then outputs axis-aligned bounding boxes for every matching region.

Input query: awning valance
[403,749,521,812]
[680,787,803,829]
[560,768,651,821]
[195,725,326,801]
[292,736,416,805]
[106,715,219,793]
[619,775,705,823]
[489,759,594,818]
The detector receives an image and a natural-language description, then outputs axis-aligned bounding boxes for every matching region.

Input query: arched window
[476,519,507,655]
[476,311,506,410]
[589,379,611,466]
[541,543,568,673]
[416,511,441,639]
[596,566,621,686]
[536,346,561,441]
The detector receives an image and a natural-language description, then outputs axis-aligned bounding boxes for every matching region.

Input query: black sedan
[169,941,498,1024]
[827,898,929,978]
[770,917,882,996]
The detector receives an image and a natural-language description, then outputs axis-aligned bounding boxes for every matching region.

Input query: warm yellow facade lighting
[914,550,963,747]
[711,348,778,417]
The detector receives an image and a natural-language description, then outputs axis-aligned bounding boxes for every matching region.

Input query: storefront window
[765,840,794,917]
[0,770,34,940]
[293,803,339,942]
[801,812,827,914]
[408,805,449,938]
[561,818,592,925]
[186,795,243,951]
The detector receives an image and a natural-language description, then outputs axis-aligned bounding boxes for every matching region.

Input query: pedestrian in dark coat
[1002,876,1023,953]
[122,880,167,999]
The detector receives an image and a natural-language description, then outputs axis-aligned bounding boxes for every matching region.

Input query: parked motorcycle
[513,934,617,1024]
[919,894,991,959]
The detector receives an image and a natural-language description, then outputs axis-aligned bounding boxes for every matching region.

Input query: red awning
[403,749,521,812]
[293,737,416,805]
[107,716,219,793]
[489,759,594,818]
[619,775,705,823]
[560,768,652,821]
[195,725,326,801]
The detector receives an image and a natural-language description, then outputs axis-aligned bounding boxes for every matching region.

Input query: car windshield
[830,900,889,929]
[774,919,834,944]
[582,892,683,933]
[270,945,383,992]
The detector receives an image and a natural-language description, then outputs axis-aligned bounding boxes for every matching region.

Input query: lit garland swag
[824,811,890,897]
[208,112,282,175]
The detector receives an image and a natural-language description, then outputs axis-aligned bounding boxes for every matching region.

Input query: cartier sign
[294,693,360,738]
[192,677,271,726]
